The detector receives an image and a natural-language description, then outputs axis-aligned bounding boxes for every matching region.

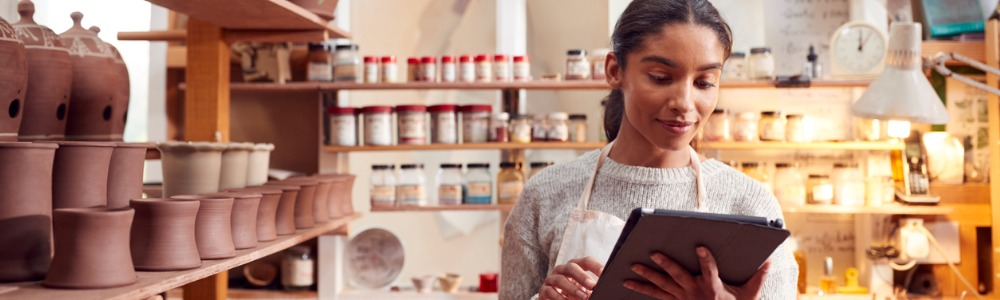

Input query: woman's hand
[624,247,770,300]
[539,256,604,300]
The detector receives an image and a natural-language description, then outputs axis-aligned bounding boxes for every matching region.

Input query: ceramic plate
[346,227,405,290]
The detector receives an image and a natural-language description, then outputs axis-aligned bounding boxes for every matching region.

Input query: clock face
[347,228,405,290]
[832,23,887,74]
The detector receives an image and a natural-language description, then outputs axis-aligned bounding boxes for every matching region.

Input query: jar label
[365,64,379,83]
[511,122,532,143]
[422,64,436,82]
[442,64,457,82]
[281,258,314,287]
[532,124,548,141]
[382,64,398,83]
[498,181,524,204]
[476,63,492,81]
[371,186,395,203]
[463,115,489,143]
[495,63,509,80]
[365,114,392,145]
[397,185,425,206]
[461,63,476,82]
[567,60,590,78]
[398,113,426,143]
[465,182,491,204]
[513,63,530,80]
[592,61,607,79]
[334,64,359,82]
[307,62,333,81]
[329,115,356,146]
[433,114,457,143]
[438,185,462,205]
[549,124,569,142]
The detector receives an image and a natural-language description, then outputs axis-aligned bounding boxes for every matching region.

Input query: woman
[500,0,798,299]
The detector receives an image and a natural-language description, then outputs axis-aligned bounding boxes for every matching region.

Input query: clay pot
[13,0,71,141]
[227,186,282,242]
[170,194,236,259]
[0,142,56,282]
[0,16,28,142]
[59,12,116,141]
[293,175,330,223]
[278,178,317,229]
[107,142,150,208]
[246,143,274,186]
[261,183,300,235]
[45,141,115,209]
[289,0,340,21]
[205,192,260,250]
[322,173,356,218]
[219,142,253,190]
[88,26,128,140]
[129,198,201,271]
[44,207,136,289]
[158,141,226,197]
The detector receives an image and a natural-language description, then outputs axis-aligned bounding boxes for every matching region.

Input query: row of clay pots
[1,1,129,142]
[157,141,275,197]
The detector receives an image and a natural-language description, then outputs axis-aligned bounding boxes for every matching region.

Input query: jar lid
[395,105,427,113]
[492,112,510,121]
[371,164,395,170]
[441,55,455,63]
[308,43,326,50]
[750,47,770,54]
[737,111,758,119]
[712,109,728,114]
[361,106,392,114]
[421,56,436,63]
[407,57,419,64]
[381,56,396,63]
[730,52,746,58]
[440,163,462,169]
[567,49,587,56]
[530,161,554,168]
[511,114,531,120]
[761,111,782,116]
[459,55,473,62]
[363,56,377,63]
[460,104,492,113]
[466,163,489,169]
[335,44,358,51]
[809,174,830,179]
[568,114,587,120]
[499,161,522,168]
[548,112,569,120]
[428,104,458,112]
[833,162,858,168]
[475,54,490,62]
[786,114,804,119]
[513,55,528,62]
[400,163,423,169]
[328,106,357,115]
[741,162,759,168]
[775,162,794,168]
[494,54,507,60]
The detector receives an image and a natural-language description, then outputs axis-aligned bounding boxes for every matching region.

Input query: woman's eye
[696,80,717,88]
[648,74,668,82]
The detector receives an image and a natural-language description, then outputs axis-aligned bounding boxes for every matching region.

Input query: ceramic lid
[89,26,125,64]
[0,141,57,149]
[12,0,64,49]
[37,141,115,148]
[157,141,227,153]
[58,12,113,58]
[252,143,275,151]
[0,16,22,45]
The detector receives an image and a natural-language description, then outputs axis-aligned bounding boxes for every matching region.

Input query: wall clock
[829,21,888,78]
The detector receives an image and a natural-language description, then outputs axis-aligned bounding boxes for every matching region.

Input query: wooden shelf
[783,204,953,215]
[922,41,986,65]
[0,213,361,300]
[325,142,605,152]
[227,79,872,92]
[339,290,497,300]
[371,204,514,212]
[700,141,904,151]
[145,0,350,39]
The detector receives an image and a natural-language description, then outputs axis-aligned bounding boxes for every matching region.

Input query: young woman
[500,0,797,299]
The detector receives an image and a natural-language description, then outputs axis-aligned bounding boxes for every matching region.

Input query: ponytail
[602,89,624,142]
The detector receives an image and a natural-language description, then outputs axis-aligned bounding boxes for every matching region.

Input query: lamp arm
[931,52,1000,96]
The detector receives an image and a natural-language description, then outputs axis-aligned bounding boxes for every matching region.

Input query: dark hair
[602,0,733,141]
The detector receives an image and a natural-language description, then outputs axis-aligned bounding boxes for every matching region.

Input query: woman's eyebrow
[639,55,723,71]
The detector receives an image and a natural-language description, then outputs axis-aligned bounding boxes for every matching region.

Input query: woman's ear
[606,52,622,89]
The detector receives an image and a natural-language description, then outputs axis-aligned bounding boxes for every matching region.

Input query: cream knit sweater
[500,150,798,299]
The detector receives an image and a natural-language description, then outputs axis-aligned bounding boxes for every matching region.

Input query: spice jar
[421,56,437,82]
[464,163,492,204]
[786,114,812,143]
[489,112,510,142]
[327,106,357,146]
[547,113,570,142]
[461,105,491,143]
[361,106,393,146]
[497,162,525,205]
[363,56,378,83]
[733,112,759,142]
[529,161,553,179]
[759,111,787,141]
[406,57,419,82]
[723,52,747,80]
[703,109,731,142]
[459,55,475,82]
[749,47,775,80]
[396,105,427,145]
[475,54,492,82]
[441,55,457,83]
[306,43,332,82]
[565,49,590,80]
[429,104,458,144]
[494,54,510,82]
[510,114,532,143]
[833,162,865,206]
[381,56,398,83]
[590,49,610,80]
[741,162,772,192]
[773,163,806,207]
[513,55,530,81]
[532,114,549,142]
[397,164,426,206]
[370,164,396,207]
[568,114,587,142]
[281,246,314,291]
[807,174,834,204]
[437,164,464,205]
[333,44,361,83]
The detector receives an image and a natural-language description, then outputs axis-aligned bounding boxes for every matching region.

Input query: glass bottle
[547,112,570,142]
[758,111,786,141]
[464,163,492,204]
[510,114,533,143]
[333,44,361,83]
[475,54,492,82]
[733,112,759,142]
[819,257,836,295]
[773,163,806,206]
[832,162,865,206]
[532,114,549,142]
[808,174,834,205]
[306,43,332,82]
[703,109,731,142]
[370,164,396,208]
[381,56,398,83]
[489,112,510,143]
[363,56,378,83]
[396,164,426,206]
[565,49,590,80]
[281,246,314,291]
[437,164,464,206]
[741,162,772,192]
[459,55,475,82]
[441,55,457,82]
[723,52,747,80]
[497,162,525,205]
[494,54,510,82]
[748,47,775,80]
[529,161,553,179]
[568,114,588,142]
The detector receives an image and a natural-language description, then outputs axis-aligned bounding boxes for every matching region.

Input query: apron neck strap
[577,142,706,210]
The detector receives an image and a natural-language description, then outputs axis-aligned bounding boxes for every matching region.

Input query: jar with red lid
[363,56,378,84]
[396,105,427,145]
[440,56,457,83]
[327,106,357,146]
[474,54,492,82]
[459,55,475,82]
[381,56,398,83]
[513,55,530,81]
[428,104,458,144]
[494,54,509,82]
[420,56,437,82]
[460,105,492,143]
[407,57,419,82]
[361,106,393,146]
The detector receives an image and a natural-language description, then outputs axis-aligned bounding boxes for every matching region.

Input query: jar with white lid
[428,104,458,144]
[723,52,747,80]
[370,164,396,208]
[461,105,491,143]
[833,162,865,206]
[475,54,492,82]
[459,55,475,82]
[333,44,361,83]
[748,47,775,80]
[513,55,530,81]
[396,105,427,145]
[437,164,464,205]
[396,164,426,206]
[381,56,398,83]
[464,163,492,204]
[361,106,393,146]
[773,163,806,206]
[547,112,570,142]
[565,49,590,80]
[489,112,510,142]
[441,55,457,82]
[733,112,759,142]
[703,109,731,142]
[494,54,510,82]
[568,114,587,142]
[327,106,357,146]
[532,114,549,142]
[759,111,786,141]
[590,48,610,80]
[510,114,532,143]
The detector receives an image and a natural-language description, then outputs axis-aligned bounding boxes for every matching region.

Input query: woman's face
[608,23,726,151]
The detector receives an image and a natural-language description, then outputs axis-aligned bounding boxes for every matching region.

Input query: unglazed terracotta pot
[170,194,236,259]
[0,16,27,142]
[158,141,225,197]
[45,141,115,209]
[279,178,317,229]
[107,142,150,208]
[88,26,128,140]
[292,175,331,223]
[13,0,70,141]
[44,207,136,289]
[226,186,282,242]
[205,192,260,250]
[322,173,356,218]
[59,12,116,141]
[289,0,340,21]
[219,142,253,190]
[129,198,201,271]
[261,183,300,235]
[246,143,274,186]
[0,142,56,282]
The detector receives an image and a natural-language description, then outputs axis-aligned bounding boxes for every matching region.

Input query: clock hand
[860,31,873,51]
[858,31,863,51]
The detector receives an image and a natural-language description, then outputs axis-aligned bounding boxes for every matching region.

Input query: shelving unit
[371,204,514,213]
[223,79,873,92]
[700,141,904,151]
[324,142,604,152]
[782,204,953,215]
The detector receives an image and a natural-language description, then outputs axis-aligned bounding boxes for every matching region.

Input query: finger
[695,247,721,284]
[539,285,569,300]
[544,274,590,300]
[560,261,598,289]
[623,280,678,300]
[741,260,772,296]
[572,256,606,277]
[631,263,683,297]
[650,252,695,290]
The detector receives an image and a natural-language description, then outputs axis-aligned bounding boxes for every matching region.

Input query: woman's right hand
[539,256,605,300]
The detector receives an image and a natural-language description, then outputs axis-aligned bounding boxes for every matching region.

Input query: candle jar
[406,57,419,82]
[568,114,587,142]
[464,163,492,204]
[590,49,610,80]
[808,174,834,205]
[380,56,398,83]
[749,47,775,80]
[786,114,812,143]
[532,114,549,142]
[475,54,492,82]
[459,55,475,83]
[494,54,509,82]
[565,49,590,80]
[547,113,569,142]
[327,107,357,146]
[723,52,747,80]
[773,163,806,206]
[733,112,759,142]
[510,114,532,143]
[396,164,426,206]
[363,56,378,83]
[513,55,530,81]
[420,56,437,82]
[833,163,865,206]
[496,162,524,205]
[437,164,464,206]
[759,111,786,141]
[703,109,731,142]
[441,55,457,83]
[370,164,396,208]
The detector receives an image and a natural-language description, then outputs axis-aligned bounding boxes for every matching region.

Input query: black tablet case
[590,208,790,299]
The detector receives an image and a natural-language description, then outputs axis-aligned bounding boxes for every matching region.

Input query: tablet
[590,208,790,299]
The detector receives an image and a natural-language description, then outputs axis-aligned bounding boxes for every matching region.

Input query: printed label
[281,259,314,287]
[463,116,489,143]
[307,62,332,81]
[365,115,392,145]
[495,63,509,80]
[442,64,457,82]
[334,64,358,82]
[498,181,524,204]
[438,185,463,205]
[433,114,457,143]
[371,185,395,204]
[476,63,492,81]
[398,114,426,142]
[329,115,356,146]
[460,63,476,82]
[365,64,378,83]
[465,182,492,204]
[567,61,590,78]
[382,64,398,83]
[397,185,425,206]
[548,125,569,142]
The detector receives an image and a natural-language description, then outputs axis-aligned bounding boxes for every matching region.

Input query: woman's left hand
[623,247,770,300]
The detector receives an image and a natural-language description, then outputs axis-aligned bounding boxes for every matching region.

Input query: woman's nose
[665,81,696,114]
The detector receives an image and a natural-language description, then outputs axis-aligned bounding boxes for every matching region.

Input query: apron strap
[688,146,706,210]
[577,143,706,210]
[576,142,615,210]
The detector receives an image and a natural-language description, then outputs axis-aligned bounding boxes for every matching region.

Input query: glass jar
[786,114,812,143]
[532,114,549,142]
[723,52,747,80]
[361,106,393,146]
[529,161,553,179]
[565,49,590,80]
[407,57,420,82]
[459,55,475,83]
[773,163,806,207]
[807,174,834,205]
[421,56,437,82]
[703,109,731,142]
[510,114,533,143]
[333,44,361,83]
[856,118,884,141]
[832,162,865,206]
[370,164,396,208]
[547,112,570,142]
[381,56,398,83]
[437,163,464,206]
[281,246,314,291]
[429,104,458,144]
[748,47,775,80]
[741,162,772,192]
[464,163,492,204]
[396,105,427,145]
[489,112,510,142]
[363,56,378,83]
[327,106,357,146]
[733,112,759,142]
[590,48,610,80]
[759,111,787,141]
[441,55,457,83]
[306,43,332,82]
[568,114,588,142]
[461,105,491,143]
[497,162,525,205]
[513,55,530,81]
[475,54,492,82]
[494,54,509,82]
[396,164,426,206]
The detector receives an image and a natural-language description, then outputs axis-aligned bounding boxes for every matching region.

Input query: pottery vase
[279,178,317,229]
[47,141,115,209]
[227,186,282,242]
[107,142,149,208]
[13,0,70,141]
[0,16,28,142]
[205,192,260,250]
[323,173,356,218]
[129,198,201,271]
[170,194,236,259]
[0,142,56,282]
[158,141,226,197]
[289,0,340,21]
[293,175,330,223]
[59,12,116,141]
[219,142,253,190]
[246,143,274,186]
[88,26,128,140]
[262,182,300,235]
[44,207,136,289]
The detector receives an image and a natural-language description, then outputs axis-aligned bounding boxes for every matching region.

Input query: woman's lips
[658,120,694,135]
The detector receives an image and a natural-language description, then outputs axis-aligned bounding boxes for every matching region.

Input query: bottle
[497,162,525,205]
[464,163,492,204]
[396,164,427,206]
[565,49,590,80]
[437,164,464,205]
[306,43,332,82]
[281,246,314,291]
[532,114,549,142]
[510,114,533,143]
[406,57,420,82]
[568,114,588,142]
[332,44,361,83]
[489,112,510,142]
[370,164,396,208]
[459,55,475,82]
[513,55,530,81]
[475,54,492,82]
[421,56,437,82]
[441,55,457,82]
[363,56,378,83]
[494,54,510,82]
[547,113,570,142]
[380,56,398,83]
[819,256,836,295]
[528,161,553,179]
[590,48,610,80]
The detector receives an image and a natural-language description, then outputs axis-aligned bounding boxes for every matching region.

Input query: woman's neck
[608,119,692,169]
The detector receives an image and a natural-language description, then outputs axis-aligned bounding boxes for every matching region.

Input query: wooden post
[184,18,230,142]
[183,271,228,300]
[986,19,1000,295]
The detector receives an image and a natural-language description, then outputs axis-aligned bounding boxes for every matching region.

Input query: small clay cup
[226,186,282,242]
[158,141,226,197]
[13,0,72,141]
[205,192,261,250]
[322,173,356,218]
[44,207,136,289]
[276,178,317,229]
[219,142,253,190]
[291,175,331,224]
[107,142,150,208]
[129,198,201,271]
[0,142,57,282]
[170,194,236,260]
[44,141,115,209]
[261,183,300,235]
[245,143,274,186]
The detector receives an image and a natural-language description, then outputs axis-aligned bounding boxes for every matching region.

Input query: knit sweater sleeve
[499,180,547,300]
[735,175,800,299]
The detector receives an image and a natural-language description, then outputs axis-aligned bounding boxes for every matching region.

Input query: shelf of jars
[370,204,515,213]
[324,142,605,152]
[224,79,874,91]
[781,204,953,215]
[699,141,904,151]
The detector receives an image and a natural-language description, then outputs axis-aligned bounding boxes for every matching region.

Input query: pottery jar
[205,192,261,250]
[227,186,282,242]
[277,178,317,229]
[129,198,201,271]
[44,141,115,209]
[158,141,226,197]
[219,142,253,190]
[0,16,27,142]
[13,0,70,141]
[246,143,274,186]
[292,175,331,224]
[0,142,56,282]
[170,194,237,259]
[289,0,340,21]
[107,142,150,208]
[261,183,300,235]
[88,26,128,141]
[44,207,136,289]
[323,173,356,218]
[59,12,117,141]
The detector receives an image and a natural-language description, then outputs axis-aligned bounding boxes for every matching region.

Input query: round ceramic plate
[346,227,405,290]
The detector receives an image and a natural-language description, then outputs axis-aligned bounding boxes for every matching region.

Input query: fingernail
[631,264,642,274]
[651,253,664,264]
[623,281,634,289]
[584,278,597,288]
[576,290,588,299]
[697,247,708,258]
